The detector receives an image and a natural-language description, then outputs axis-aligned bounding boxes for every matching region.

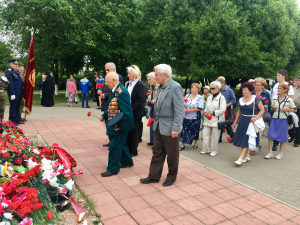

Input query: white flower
[41,158,53,171]
[65,179,74,190]
[49,176,59,188]
[32,148,40,155]
[27,159,38,169]
[3,212,13,220]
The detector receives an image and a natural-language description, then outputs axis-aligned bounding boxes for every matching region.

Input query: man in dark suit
[105,62,124,85]
[125,65,146,157]
[6,59,24,126]
[100,72,134,177]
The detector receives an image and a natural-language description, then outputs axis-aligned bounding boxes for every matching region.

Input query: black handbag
[283,98,294,125]
[216,97,231,130]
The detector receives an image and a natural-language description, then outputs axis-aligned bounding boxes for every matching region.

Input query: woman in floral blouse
[180,83,204,150]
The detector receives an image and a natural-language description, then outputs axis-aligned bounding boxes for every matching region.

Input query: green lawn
[5,93,93,105]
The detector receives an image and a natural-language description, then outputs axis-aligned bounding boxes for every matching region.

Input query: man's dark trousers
[107,132,133,174]
[149,126,179,182]
[9,95,21,123]
[220,106,234,138]
[150,111,156,144]
[288,109,300,145]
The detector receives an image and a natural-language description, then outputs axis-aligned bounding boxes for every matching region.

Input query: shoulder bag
[217,96,231,130]
[282,98,294,125]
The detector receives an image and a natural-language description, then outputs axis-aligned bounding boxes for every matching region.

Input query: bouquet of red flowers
[96,83,104,90]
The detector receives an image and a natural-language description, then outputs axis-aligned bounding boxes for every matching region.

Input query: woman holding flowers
[180,83,203,150]
[265,84,297,159]
[251,78,271,155]
[232,82,265,165]
[200,81,226,156]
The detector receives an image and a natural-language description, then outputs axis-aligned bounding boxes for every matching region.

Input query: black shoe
[140,178,159,184]
[86,106,90,108]
[288,138,294,143]
[179,145,185,151]
[120,163,134,168]
[13,123,19,126]
[218,139,222,143]
[163,179,174,186]
[75,102,78,104]
[19,117,27,121]
[101,171,117,177]
[18,121,24,124]
[272,145,278,151]
[97,108,101,110]
[229,139,233,143]
[147,143,153,146]
[103,143,110,147]
[131,153,138,157]
[294,143,299,147]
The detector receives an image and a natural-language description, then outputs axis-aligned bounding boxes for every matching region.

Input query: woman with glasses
[265,84,297,159]
[125,65,146,157]
[232,82,265,165]
[200,81,226,156]
[251,78,271,155]
[180,83,203,150]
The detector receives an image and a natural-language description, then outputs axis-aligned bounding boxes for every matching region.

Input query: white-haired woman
[126,65,147,157]
[201,81,226,156]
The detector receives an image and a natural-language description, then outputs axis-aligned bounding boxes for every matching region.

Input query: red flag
[23,35,35,115]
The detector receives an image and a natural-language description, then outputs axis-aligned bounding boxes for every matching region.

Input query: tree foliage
[1,0,300,83]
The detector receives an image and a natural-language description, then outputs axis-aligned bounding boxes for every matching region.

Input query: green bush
[172,77,186,88]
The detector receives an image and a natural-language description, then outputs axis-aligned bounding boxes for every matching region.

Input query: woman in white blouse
[200,81,226,156]
[180,83,204,150]
[265,84,297,160]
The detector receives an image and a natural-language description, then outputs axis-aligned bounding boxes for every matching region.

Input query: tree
[0,41,12,72]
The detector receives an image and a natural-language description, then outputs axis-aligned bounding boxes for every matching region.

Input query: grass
[5,93,93,105]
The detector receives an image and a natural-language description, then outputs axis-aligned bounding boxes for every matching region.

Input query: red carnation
[96,83,101,89]
[184,99,188,103]
[146,92,151,96]
[3,152,10,158]
[100,83,104,88]
[223,128,225,132]
[226,137,233,142]
[256,95,261,98]
[207,115,213,120]
[48,211,53,220]
[14,158,22,164]
[87,112,91,117]
[147,118,155,127]
[264,100,270,104]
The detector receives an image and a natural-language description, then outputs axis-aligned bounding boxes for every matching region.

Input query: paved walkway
[19,118,300,225]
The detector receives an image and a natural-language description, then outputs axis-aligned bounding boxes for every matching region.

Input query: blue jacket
[6,67,24,96]
[79,78,91,93]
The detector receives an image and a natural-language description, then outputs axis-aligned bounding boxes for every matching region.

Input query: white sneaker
[265,153,274,159]
[200,151,210,154]
[210,152,217,157]
[275,154,283,160]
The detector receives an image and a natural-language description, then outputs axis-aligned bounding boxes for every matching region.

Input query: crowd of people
[2,58,300,186]
[90,63,299,187]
